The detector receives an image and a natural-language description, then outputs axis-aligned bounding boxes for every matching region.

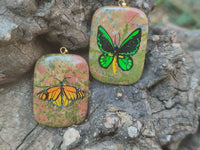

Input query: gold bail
[60,47,69,54]
[118,0,127,7]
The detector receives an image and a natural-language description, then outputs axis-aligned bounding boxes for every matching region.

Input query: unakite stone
[33,54,89,127]
[89,7,148,85]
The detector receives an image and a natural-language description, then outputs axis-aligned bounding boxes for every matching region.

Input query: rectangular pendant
[89,6,148,85]
[33,54,89,127]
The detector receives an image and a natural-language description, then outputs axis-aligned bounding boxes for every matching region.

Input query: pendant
[33,47,89,127]
[89,2,148,85]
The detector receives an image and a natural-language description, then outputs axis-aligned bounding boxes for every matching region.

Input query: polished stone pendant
[33,48,89,127]
[89,6,148,85]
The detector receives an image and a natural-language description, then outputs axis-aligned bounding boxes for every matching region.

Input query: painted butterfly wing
[119,28,142,56]
[97,25,115,68]
[97,26,142,71]
[117,56,133,71]
[63,86,85,100]
[98,53,114,68]
[97,25,114,54]
[37,86,60,101]
[37,85,85,107]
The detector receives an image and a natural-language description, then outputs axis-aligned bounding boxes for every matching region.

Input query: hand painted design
[37,78,85,108]
[97,25,142,74]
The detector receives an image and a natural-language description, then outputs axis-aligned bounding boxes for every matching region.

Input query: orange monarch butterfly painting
[37,78,85,108]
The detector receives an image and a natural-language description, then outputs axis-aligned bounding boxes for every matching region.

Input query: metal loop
[60,47,69,54]
[118,0,127,7]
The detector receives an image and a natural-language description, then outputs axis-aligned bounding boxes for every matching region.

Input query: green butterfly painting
[97,25,142,74]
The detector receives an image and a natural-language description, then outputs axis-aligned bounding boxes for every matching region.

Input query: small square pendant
[89,6,148,85]
[33,54,89,127]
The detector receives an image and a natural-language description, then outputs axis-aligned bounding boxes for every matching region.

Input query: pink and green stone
[33,54,89,127]
[89,6,148,85]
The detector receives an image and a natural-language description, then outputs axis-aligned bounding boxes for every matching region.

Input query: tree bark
[0,0,200,150]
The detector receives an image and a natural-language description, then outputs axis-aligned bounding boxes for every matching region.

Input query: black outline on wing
[98,53,114,69]
[37,85,86,108]
[97,25,115,54]
[119,28,142,56]
[117,56,133,71]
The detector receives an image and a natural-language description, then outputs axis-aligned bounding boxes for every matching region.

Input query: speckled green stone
[33,54,89,127]
[89,6,148,85]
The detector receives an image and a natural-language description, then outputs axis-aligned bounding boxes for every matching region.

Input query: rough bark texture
[0,0,200,150]
[167,25,200,150]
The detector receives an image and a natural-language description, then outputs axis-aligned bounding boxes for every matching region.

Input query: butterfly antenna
[63,76,71,83]
[114,34,116,45]
[118,33,121,45]
[54,77,61,82]
[128,13,139,24]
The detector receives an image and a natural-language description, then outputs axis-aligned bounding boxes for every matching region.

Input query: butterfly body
[111,45,120,55]
[105,45,128,74]
[97,25,142,74]
[37,80,85,108]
